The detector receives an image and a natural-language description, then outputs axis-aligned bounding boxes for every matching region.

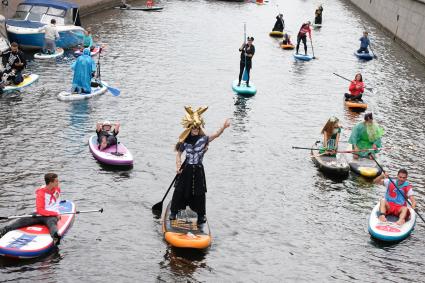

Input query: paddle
[96,46,121,96]
[152,162,186,215]
[0,208,104,220]
[242,23,249,82]
[310,37,316,59]
[332,72,373,92]
[111,133,123,156]
[292,146,389,153]
[368,42,378,59]
[369,154,425,223]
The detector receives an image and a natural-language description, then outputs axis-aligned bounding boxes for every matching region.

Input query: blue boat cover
[6,19,45,28]
[21,0,79,10]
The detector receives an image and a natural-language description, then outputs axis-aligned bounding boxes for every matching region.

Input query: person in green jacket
[348,113,384,159]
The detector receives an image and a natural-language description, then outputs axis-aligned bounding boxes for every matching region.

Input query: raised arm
[208,119,231,143]
[114,122,120,134]
[96,122,102,132]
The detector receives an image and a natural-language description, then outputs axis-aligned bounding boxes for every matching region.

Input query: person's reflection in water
[233,96,251,133]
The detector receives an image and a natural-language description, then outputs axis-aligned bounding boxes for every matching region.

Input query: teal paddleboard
[232,80,257,96]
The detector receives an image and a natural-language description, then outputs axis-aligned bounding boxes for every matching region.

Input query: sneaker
[197,215,206,225]
[237,82,241,87]
[169,212,177,220]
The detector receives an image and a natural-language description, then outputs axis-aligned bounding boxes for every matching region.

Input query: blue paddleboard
[293,53,313,61]
[354,51,373,60]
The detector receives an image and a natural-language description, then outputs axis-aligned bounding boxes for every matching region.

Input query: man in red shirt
[0,173,62,245]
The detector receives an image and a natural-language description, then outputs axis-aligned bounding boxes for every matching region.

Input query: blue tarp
[21,0,79,10]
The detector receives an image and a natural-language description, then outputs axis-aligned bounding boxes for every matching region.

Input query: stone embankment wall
[349,0,425,63]
[0,0,123,18]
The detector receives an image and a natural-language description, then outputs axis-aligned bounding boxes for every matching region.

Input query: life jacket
[385,180,411,206]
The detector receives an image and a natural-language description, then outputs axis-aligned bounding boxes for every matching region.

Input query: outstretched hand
[223,118,231,129]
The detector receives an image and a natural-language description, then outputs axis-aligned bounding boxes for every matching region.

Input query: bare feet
[378,215,387,222]
[99,142,107,151]
[396,219,405,226]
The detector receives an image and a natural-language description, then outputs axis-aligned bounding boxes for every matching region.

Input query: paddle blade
[242,67,249,81]
[107,85,121,96]
[152,201,163,215]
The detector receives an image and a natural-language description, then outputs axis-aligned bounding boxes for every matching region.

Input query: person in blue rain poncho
[72,48,96,94]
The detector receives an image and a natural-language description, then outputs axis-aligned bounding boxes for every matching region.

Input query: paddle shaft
[292,146,387,153]
[0,208,104,220]
[369,155,425,223]
[310,37,315,59]
[332,73,373,92]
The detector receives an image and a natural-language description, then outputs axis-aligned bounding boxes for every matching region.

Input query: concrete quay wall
[349,0,425,63]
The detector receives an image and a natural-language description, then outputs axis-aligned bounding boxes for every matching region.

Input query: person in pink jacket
[296,21,312,55]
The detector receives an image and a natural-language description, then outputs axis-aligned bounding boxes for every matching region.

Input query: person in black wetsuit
[237,36,255,87]
[314,5,323,25]
[96,121,120,150]
[0,42,26,92]
[272,14,285,32]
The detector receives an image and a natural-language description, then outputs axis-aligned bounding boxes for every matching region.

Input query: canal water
[1,0,424,281]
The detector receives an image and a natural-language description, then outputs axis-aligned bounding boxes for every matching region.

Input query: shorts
[387,202,410,218]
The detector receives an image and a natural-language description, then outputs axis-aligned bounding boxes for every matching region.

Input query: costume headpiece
[178,106,208,143]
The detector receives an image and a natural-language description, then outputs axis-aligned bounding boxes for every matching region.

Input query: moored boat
[368,201,416,242]
[6,0,85,50]
[0,15,10,53]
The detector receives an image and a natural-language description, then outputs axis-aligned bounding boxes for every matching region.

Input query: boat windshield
[13,4,70,25]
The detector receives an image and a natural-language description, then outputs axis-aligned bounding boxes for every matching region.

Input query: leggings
[2,216,58,237]
[357,47,369,53]
[344,93,363,100]
[296,34,307,54]
[238,61,251,84]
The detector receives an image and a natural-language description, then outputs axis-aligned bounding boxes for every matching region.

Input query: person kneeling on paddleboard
[237,37,255,88]
[358,31,370,54]
[282,33,292,45]
[374,169,416,226]
[272,14,285,32]
[296,21,312,55]
[320,117,341,156]
[0,173,62,245]
[345,73,365,101]
[0,42,26,90]
[38,19,60,55]
[348,113,384,160]
[169,106,230,225]
[71,48,96,94]
[96,121,120,151]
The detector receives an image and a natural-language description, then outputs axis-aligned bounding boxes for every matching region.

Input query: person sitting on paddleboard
[374,169,416,226]
[348,113,384,160]
[272,14,285,32]
[237,36,255,88]
[96,121,120,151]
[38,19,60,55]
[169,106,230,225]
[71,48,96,94]
[314,5,323,25]
[282,33,292,45]
[0,173,62,245]
[296,21,312,55]
[320,116,341,156]
[358,31,370,54]
[345,73,365,101]
[0,42,26,92]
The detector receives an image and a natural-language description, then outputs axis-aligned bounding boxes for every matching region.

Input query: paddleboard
[3,74,39,93]
[88,135,134,166]
[368,201,416,242]
[347,144,382,178]
[269,31,285,38]
[162,202,211,249]
[114,6,163,11]
[311,141,349,178]
[232,80,257,96]
[294,53,313,61]
[74,46,101,57]
[281,43,294,50]
[344,98,368,111]
[34,48,64,59]
[57,81,108,101]
[0,200,75,259]
[354,51,373,60]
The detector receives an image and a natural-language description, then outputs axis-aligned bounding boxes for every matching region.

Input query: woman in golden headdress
[170,106,230,224]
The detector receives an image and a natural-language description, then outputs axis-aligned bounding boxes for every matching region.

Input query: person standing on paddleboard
[296,21,312,55]
[71,48,96,94]
[358,31,370,54]
[348,113,384,160]
[169,106,230,224]
[345,73,365,101]
[374,169,416,226]
[0,173,62,245]
[38,19,60,55]
[237,37,255,87]
[0,42,27,90]
[314,5,323,25]
[96,121,120,150]
[272,14,285,32]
